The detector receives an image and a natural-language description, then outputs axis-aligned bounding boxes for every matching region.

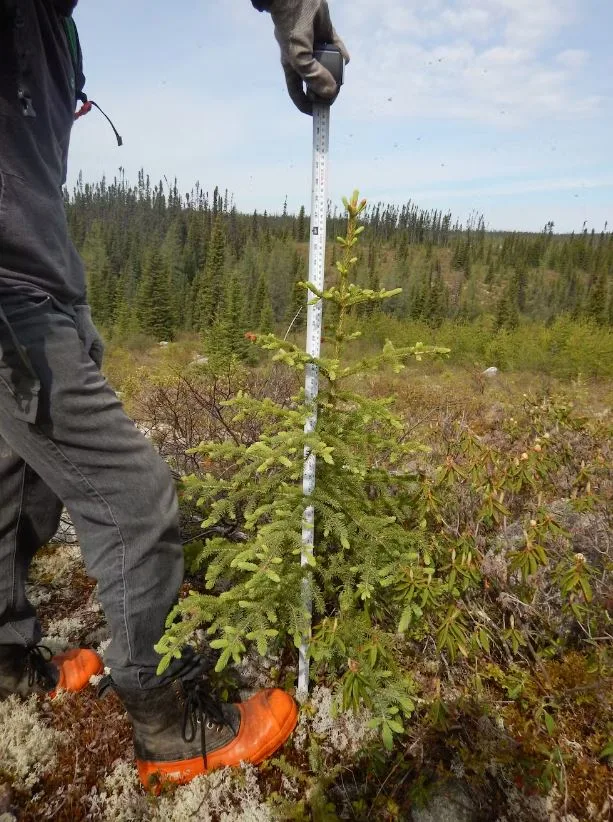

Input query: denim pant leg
[0,295,185,689]
[0,437,63,646]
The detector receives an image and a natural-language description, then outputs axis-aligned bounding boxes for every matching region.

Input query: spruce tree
[495,287,520,331]
[162,217,187,330]
[193,217,226,332]
[286,276,307,336]
[424,267,448,328]
[510,268,528,313]
[82,221,114,328]
[409,271,427,320]
[295,205,307,243]
[251,273,269,329]
[112,266,139,340]
[363,243,381,316]
[584,268,608,324]
[258,299,275,334]
[208,271,248,362]
[266,238,296,322]
[156,192,448,746]
[284,249,307,333]
[136,249,175,341]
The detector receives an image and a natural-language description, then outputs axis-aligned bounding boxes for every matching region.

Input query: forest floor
[0,356,611,822]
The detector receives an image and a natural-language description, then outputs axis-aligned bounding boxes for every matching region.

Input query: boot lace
[25,645,58,690]
[181,678,227,757]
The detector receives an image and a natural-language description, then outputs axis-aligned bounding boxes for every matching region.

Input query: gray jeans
[0,293,185,689]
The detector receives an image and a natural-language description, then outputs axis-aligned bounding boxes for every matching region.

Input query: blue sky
[69,0,612,233]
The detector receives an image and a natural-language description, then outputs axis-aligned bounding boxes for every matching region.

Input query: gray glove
[255,0,349,115]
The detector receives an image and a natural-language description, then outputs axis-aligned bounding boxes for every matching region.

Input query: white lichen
[87,760,273,822]
[24,586,52,608]
[44,616,84,642]
[97,638,112,657]
[38,635,70,654]
[295,685,375,757]
[235,649,280,693]
[0,696,64,791]
[157,764,271,822]
[85,627,111,649]
[30,545,83,588]
[87,760,149,822]
[42,618,86,653]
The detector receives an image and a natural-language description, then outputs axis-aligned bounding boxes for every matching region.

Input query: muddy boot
[103,663,298,790]
[0,643,103,699]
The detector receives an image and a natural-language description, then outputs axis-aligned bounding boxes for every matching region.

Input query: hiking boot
[104,663,298,790]
[0,643,103,699]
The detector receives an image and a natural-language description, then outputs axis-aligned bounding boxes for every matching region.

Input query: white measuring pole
[298,102,331,697]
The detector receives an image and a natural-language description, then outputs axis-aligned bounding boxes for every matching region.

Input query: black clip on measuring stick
[308,43,345,106]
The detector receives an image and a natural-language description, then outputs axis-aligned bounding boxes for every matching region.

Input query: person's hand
[253,0,350,115]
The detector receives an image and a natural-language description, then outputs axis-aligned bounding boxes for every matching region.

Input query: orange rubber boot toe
[51,648,104,694]
[133,686,298,789]
[208,688,298,769]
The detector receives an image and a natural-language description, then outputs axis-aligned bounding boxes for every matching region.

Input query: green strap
[63,17,78,73]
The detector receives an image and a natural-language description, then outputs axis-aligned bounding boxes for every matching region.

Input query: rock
[413,780,478,822]
[159,341,169,347]
[191,356,209,366]
[482,367,499,377]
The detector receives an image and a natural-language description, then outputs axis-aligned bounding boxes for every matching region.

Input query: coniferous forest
[66,170,613,364]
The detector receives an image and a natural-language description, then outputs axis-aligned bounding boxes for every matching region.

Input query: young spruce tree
[156,193,448,746]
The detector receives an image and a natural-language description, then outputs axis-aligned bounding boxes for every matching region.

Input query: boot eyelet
[206,720,215,730]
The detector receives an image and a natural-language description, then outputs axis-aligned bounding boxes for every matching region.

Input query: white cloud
[66,0,611,233]
[556,49,588,69]
[498,0,576,44]
[335,0,598,124]
[440,6,492,37]
[410,173,613,200]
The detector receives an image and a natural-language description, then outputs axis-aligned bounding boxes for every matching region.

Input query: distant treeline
[65,171,613,348]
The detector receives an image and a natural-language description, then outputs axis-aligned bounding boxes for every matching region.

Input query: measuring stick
[298,101,330,696]
[298,45,345,697]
